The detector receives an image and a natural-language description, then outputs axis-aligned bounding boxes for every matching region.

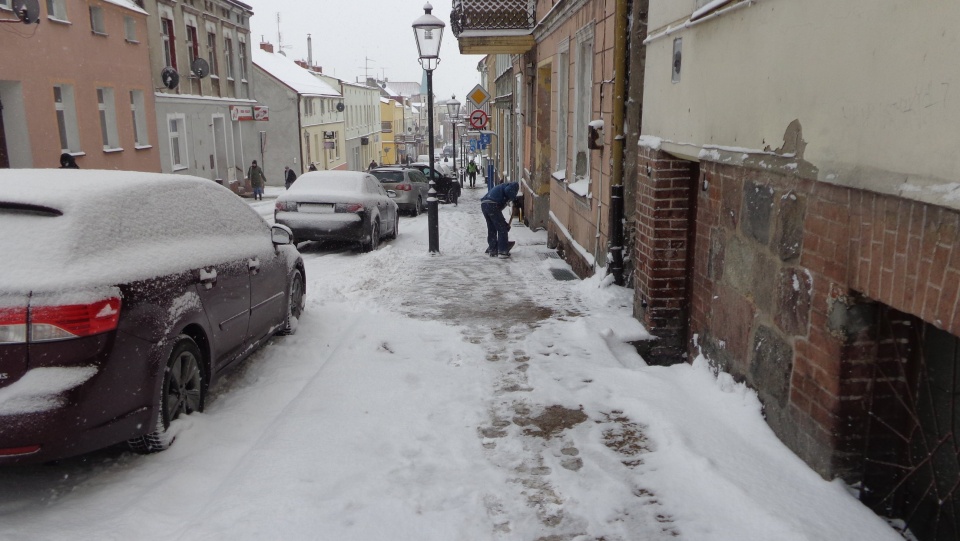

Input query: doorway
[0,97,9,168]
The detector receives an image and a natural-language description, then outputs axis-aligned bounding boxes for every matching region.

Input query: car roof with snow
[0,169,273,293]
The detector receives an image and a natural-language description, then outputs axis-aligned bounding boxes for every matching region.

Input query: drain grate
[550,268,579,281]
[537,251,562,261]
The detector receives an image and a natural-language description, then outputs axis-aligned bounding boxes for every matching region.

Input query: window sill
[134,144,152,150]
[125,39,140,44]
[48,16,71,25]
[103,147,124,153]
[91,30,108,37]
[211,75,219,80]
[65,151,86,157]
[172,165,188,171]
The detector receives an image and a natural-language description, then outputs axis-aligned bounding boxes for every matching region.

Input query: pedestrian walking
[368,159,378,171]
[247,160,266,200]
[284,166,297,190]
[466,159,478,188]
[480,181,520,259]
[59,153,79,169]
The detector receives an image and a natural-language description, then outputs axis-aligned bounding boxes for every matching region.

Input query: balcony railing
[451,0,535,36]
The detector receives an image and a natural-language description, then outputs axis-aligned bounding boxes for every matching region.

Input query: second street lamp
[445,96,461,183]
[412,2,444,253]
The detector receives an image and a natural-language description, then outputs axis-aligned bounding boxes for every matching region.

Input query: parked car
[274,171,399,250]
[370,167,430,216]
[0,169,305,465]
[406,163,461,205]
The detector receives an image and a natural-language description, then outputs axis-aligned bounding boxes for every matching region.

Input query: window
[89,5,105,34]
[238,35,248,80]
[130,90,148,147]
[573,26,594,184]
[124,16,137,42]
[556,42,569,172]
[46,0,67,21]
[185,24,199,68]
[161,17,177,70]
[53,85,80,153]
[223,36,234,79]
[206,31,218,75]
[96,87,120,150]
[168,115,188,170]
[0,0,11,10]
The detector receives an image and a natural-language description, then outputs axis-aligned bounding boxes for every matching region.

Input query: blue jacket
[481,182,519,210]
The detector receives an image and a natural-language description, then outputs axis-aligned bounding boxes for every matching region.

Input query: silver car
[274,171,399,251]
[370,167,430,216]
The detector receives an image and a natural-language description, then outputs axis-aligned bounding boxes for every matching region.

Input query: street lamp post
[445,96,461,182]
[413,3,445,253]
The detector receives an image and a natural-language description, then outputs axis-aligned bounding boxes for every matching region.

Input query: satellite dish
[160,67,180,89]
[336,102,345,112]
[12,0,40,24]
[191,58,210,78]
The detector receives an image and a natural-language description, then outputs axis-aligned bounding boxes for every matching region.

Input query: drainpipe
[608,0,629,285]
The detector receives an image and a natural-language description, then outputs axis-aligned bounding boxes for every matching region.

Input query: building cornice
[534,0,591,41]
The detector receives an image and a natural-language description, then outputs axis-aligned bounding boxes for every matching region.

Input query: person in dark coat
[284,166,297,189]
[308,163,318,172]
[247,160,266,200]
[368,159,378,171]
[59,153,79,169]
[480,181,520,259]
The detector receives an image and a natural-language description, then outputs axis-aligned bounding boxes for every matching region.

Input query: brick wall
[636,144,960,479]
[633,146,696,365]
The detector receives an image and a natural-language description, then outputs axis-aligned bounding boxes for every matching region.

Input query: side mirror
[271,224,294,245]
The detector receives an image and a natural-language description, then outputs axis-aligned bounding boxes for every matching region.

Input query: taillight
[276,201,298,212]
[0,307,27,344]
[335,203,364,213]
[396,183,413,191]
[30,297,121,342]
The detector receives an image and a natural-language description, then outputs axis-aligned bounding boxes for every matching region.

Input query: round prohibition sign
[469,109,488,129]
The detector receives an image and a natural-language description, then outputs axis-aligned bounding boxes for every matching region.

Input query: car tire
[127,335,204,454]
[412,196,422,216]
[363,219,380,252]
[387,214,399,240]
[280,268,305,335]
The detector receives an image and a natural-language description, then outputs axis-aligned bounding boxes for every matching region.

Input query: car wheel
[127,335,204,454]
[387,214,399,240]
[363,219,380,252]
[412,196,422,216]
[280,268,305,335]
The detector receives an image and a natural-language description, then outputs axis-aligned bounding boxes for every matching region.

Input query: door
[246,250,287,344]
[195,260,250,368]
[212,116,228,182]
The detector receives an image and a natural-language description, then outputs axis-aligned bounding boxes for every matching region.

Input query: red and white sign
[230,105,269,121]
[469,109,488,130]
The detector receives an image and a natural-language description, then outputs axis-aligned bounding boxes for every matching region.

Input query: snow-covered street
[0,185,902,541]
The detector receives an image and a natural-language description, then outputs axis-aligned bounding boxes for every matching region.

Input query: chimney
[307,34,313,69]
[295,60,307,69]
[260,41,274,53]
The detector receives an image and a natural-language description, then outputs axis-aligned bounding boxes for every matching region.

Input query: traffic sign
[467,84,490,107]
[479,132,491,147]
[469,109,489,129]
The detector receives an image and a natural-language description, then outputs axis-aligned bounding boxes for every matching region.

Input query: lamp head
[412,3,445,72]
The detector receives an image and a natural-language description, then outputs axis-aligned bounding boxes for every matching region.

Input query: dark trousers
[468,172,477,187]
[481,202,510,254]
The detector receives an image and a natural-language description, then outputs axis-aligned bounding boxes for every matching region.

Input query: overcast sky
[246,0,483,101]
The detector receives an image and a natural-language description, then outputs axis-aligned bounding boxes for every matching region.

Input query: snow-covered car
[274,171,399,250]
[370,166,430,216]
[0,170,306,464]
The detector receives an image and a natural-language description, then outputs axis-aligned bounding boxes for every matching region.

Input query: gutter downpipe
[608,0,629,286]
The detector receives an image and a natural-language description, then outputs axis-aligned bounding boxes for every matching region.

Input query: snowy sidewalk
[0,185,902,541]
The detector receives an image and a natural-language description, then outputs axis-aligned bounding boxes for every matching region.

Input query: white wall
[643,0,960,207]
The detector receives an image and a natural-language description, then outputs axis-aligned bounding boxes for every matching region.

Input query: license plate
[299,203,334,214]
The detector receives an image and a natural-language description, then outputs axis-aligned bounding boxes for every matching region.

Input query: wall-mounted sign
[230,105,269,121]
[360,136,369,145]
[323,131,336,139]
[323,141,335,149]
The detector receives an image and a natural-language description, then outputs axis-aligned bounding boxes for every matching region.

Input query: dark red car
[0,170,305,464]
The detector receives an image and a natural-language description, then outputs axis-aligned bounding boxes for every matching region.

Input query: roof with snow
[387,82,422,98]
[253,49,341,98]
[102,0,148,15]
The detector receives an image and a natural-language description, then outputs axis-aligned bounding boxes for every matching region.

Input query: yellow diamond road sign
[467,84,491,108]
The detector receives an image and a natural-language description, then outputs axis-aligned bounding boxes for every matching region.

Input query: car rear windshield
[371,171,404,183]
